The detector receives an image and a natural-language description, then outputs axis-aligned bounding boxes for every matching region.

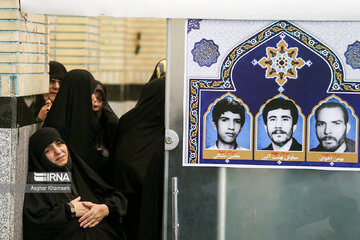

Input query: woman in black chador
[23,127,127,240]
[108,59,166,240]
[43,69,118,177]
[32,61,67,123]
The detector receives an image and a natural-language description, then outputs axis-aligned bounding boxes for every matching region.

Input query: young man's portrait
[259,97,302,151]
[206,96,249,150]
[310,101,356,153]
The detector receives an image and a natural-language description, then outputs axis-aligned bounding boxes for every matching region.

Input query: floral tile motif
[253,35,310,88]
[191,38,220,67]
[345,41,360,70]
[187,19,201,33]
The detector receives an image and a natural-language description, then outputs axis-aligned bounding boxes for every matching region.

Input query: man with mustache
[208,97,248,150]
[262,98,302,151]
[310,102,355,152]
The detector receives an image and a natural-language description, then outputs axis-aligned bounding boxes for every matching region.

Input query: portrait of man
[207,97,248,150]
[310,102,355,153]
[261,98,302,151]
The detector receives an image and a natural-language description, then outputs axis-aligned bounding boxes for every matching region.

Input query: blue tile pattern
[187,19,201,33]
[191,38,220,67]
[345,41,360,70]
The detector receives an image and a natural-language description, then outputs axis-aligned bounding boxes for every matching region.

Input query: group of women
[23,60,166,240]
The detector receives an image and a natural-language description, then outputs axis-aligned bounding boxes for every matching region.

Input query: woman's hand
[70,196,89,217]
[78,202,109,228]
[37,100,52,121]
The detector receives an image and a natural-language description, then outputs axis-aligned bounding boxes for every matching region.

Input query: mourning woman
[23,127,127,240]
[32,61,67,123]
[91,81,119,166]
[43,69,118,177]
[108,59,166,240]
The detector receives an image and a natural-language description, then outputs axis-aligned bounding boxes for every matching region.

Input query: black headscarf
[23,127,127,240]
[43,69,118,175]
[49,61,67,80]
[107,60,165,240]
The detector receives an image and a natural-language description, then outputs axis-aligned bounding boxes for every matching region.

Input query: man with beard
[262,98,302,151]
[310,102,355,152]
[208,97,248,150]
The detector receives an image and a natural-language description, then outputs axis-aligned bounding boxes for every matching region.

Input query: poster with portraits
[183,20,360,170]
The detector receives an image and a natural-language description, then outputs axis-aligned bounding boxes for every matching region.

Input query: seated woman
[23,127,127,240]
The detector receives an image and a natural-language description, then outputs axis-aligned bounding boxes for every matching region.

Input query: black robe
[23,127,127,240]
[96,81,119,173]
[108,74,165,240]
[43,69,118,176]
[32,94,46,122]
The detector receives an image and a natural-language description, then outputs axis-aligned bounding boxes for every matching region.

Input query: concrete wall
[0,1,48,239]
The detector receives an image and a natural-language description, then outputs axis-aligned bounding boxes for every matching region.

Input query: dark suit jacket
[310,137,355,152]
[262,137,302,151]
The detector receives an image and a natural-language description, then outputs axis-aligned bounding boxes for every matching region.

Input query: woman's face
[91,90,104,119]
[44,140,69,167]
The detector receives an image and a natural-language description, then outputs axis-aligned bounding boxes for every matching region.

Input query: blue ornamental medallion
[345,41,360,70]
[191,38,220,67]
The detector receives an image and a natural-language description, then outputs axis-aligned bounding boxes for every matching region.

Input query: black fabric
[96,82,119,177]
[108,73,165,240]
[32,95,46,122]
[262,138,303,151]
[108,77,165,193]
[23,127,127,240]
[43,69,118,176]
[137,139,164,240]
[49,61,67,80]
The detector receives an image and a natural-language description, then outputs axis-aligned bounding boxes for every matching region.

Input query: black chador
[108,60,166,240]
[23,127,127,240]
[43,69,118,176]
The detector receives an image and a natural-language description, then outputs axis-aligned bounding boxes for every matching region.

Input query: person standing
[108,59,166,240]
[33,61,67,123]
[43,69,118,177]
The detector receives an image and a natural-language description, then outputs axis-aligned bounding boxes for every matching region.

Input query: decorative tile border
[186,20,360,164]
[187,19,202,33]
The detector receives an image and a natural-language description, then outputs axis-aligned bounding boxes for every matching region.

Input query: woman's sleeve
[102,190,128,222]
[23,193,72,230]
